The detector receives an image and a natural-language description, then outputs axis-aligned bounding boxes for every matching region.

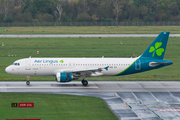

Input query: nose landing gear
[26,76,30,85]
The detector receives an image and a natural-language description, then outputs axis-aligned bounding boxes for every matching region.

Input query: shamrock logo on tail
[149,42,164,57]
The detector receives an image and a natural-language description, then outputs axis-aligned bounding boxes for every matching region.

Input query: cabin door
[25,59,31,70]
[135,60,141,70]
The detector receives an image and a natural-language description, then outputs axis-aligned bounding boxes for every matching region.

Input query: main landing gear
[26,76,30,85]
[81,79,88,86]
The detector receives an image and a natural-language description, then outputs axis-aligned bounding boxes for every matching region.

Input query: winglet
[104,66,109,71]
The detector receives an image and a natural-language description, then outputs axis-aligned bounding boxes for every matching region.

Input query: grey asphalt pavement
[1,81,180,120]
[1,34,180,38]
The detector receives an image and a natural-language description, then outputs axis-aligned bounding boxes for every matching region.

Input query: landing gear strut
[81,79,88,86]
[26,76,30,85]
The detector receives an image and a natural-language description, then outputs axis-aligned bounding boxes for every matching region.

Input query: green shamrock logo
[149,42,164,57]
[59,60,64,63]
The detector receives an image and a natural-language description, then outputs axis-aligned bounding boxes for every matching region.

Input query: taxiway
[1,81,180,120]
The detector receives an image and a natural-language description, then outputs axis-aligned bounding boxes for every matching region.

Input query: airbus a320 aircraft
[5,32,173,86]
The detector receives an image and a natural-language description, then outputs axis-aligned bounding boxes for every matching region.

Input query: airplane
[5,32,173,86]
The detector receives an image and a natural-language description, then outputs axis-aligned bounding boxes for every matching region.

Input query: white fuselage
[5,57,138,77]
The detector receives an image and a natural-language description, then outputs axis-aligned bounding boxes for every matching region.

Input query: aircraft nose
[5,66,10,73]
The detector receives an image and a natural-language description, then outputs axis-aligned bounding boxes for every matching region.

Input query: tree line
[0,0,180,23]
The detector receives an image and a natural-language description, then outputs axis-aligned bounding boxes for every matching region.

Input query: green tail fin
[141,32,170,59]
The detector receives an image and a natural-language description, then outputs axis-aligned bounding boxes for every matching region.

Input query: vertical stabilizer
[141,32,170,59]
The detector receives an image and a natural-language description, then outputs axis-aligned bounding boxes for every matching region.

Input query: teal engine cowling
[55,72,78,82]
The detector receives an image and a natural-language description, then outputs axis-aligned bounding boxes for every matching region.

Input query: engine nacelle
[55,72,78,82]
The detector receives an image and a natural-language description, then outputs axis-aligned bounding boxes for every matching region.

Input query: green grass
[0,93,117,120]
[0,27,5,31]
[1,26,180,34]
[0,37,179,81]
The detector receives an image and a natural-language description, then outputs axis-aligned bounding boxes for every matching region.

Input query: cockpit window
[12,63,20,66]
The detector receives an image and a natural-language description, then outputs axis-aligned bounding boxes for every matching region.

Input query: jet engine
[55,72,78,82]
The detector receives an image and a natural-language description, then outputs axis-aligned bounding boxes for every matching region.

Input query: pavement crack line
[132,92,142,104]
[152,111,164,120]
[103,97,120,100]
[150,92,161,102]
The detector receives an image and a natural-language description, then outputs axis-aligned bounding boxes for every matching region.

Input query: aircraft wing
[63,66,109,73]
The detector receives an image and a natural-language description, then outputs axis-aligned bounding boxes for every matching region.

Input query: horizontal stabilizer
[149,62,172,67]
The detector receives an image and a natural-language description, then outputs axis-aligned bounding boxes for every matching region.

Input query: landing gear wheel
[26,81,30,85]
[81,79,85,84]
[26,76,30,85]
[82,80,88,86]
